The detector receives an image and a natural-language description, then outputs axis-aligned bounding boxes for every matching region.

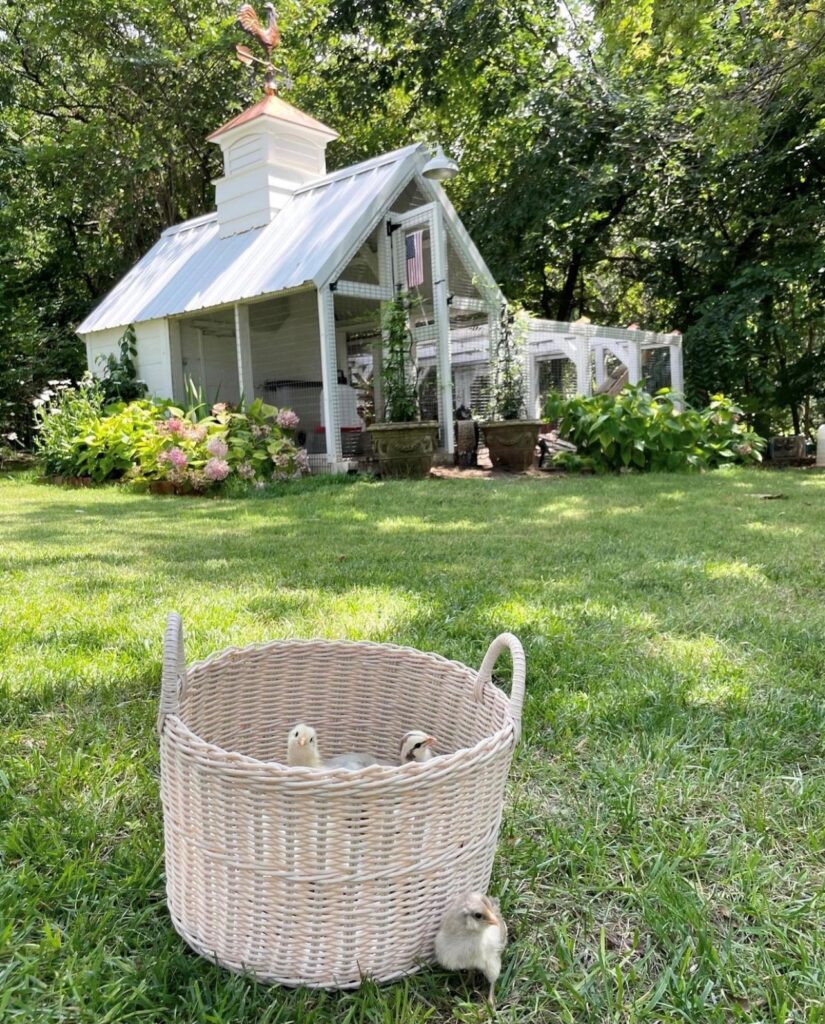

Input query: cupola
[208,95,338,238]
[207,3,338,238]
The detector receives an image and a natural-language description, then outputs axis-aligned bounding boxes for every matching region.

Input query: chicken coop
[77,86,684,472]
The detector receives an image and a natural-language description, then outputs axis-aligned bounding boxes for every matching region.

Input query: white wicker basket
[157,613,525,989]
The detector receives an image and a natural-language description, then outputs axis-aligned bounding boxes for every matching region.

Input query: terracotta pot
[150,480,177,495]
[367,422,439,478]
[481,419,541,471]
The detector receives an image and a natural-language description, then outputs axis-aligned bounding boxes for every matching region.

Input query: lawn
[1,469,823,1023]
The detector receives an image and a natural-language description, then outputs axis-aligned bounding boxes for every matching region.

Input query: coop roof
[77,143,425,335]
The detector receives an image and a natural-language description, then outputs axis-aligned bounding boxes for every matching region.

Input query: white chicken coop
[77,92,683,471]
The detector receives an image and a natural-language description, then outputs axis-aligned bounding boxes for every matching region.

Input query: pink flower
[206,436,229,459]
[272,453,292,469]
[184,425,207,443]
[251,424,271,440]
[204,457,230,482]
[276,409,300,430]
[159,447,188,468]
[159,417,185,436]
[211,402,228,415]
[237,462,256,480]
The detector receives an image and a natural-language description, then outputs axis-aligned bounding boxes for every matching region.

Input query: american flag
[405,230,424,289]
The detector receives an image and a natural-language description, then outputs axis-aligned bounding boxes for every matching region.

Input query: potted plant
[367,293,439,478]
[481,304,541,470]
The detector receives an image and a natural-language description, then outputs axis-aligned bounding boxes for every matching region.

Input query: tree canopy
[1,0,823,441]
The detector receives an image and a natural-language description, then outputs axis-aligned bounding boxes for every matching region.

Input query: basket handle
[473,633,526,743]
[157,612,186,735]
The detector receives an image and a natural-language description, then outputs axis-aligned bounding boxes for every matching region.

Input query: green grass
[1,468,824,1023]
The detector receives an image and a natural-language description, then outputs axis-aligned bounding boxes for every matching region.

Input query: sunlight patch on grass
[374,514,483,534]
[701,559,768,584]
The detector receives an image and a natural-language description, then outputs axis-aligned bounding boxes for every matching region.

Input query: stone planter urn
[481,419,542,471]
[367,422,439,478]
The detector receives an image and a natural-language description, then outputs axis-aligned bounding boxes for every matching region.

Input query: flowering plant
[133,397,308,492]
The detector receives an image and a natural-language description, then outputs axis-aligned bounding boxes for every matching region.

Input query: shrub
[33,375,105,478]
[33,381,309,493]
[545,385,765,472]
[132,398,308,492]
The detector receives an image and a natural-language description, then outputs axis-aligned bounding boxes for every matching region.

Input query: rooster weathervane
[235,4,291,95]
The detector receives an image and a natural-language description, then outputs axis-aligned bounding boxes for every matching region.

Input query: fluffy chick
[399,730,436,764]
[435,892,508,1006]
[287,723,377,770]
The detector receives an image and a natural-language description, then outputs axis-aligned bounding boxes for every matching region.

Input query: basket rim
[161,636,517,781]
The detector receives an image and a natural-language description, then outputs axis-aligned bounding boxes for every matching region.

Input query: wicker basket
[157,613,526,989]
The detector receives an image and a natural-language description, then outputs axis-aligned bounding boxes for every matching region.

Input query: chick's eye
[309,737,314,743]
[413,742,422,750]
[473,912,483,920]
[293,731,299,738]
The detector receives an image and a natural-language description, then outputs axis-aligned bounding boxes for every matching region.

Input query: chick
[435,892,508,1006]
[399,730,436,763]
[286,723,377,770]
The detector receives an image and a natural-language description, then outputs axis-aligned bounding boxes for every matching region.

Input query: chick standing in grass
[287,723,377,769]
[435,892,508,1006]
[399,730,436,763]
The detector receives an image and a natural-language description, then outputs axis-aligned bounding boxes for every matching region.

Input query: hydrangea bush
[133,398,309,492]
[34,380,308,494]
[545,385,765,472]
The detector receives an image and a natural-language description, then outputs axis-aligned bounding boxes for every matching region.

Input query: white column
[626,339,642,385]
[526,351,539,419]
[593,343,607,388]
[431,205,454,453]
[317,287,343,465]
[669,343,684,395]
[574,337,592,396]
[234,304,254,407]
[167,319,185,403]
[375,222,394,421]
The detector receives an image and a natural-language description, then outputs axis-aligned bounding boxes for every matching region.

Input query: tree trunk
[556,250,583,321]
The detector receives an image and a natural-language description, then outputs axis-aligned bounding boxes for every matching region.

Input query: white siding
[84,327,123,376]
[134,319,173,398]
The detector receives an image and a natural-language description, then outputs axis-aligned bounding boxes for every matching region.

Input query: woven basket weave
[157,613,525,989]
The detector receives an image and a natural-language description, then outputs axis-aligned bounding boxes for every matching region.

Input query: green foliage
[131,398,308,492]
[33,381,308,491]
[490,306,527,421]
[379,294,420,423]
[32,375,106,478]
[546,385,765,473]
[95,326,148,404]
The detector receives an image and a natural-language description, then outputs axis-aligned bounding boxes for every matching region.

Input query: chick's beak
[483,911,499,926]
[423,736,435,747]
[298,736,307,747]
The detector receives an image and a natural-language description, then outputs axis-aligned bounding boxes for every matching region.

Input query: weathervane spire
[236,3,285,95]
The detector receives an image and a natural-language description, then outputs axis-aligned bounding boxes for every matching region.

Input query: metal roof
[77,144,425,335]
[206,94,339,142]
